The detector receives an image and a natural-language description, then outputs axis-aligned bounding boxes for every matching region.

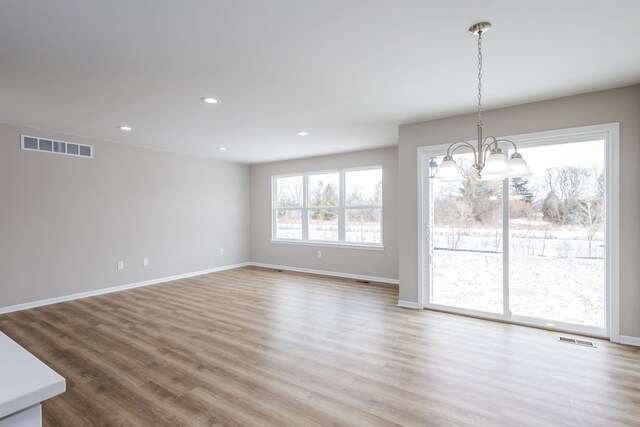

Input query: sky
[520,139,604,176]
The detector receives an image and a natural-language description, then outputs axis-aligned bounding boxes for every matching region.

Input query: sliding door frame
[417,123,620,341]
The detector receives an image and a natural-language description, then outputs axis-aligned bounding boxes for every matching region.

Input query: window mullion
[502,176,510,320]
[272,176,276,240]
[302,174,309,240]
[339,170,346,243]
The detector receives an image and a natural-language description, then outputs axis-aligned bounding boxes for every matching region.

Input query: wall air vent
[21,134,93,158]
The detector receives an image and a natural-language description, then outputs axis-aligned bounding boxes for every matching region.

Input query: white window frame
[417,123,620,341]
[272,166,384,250]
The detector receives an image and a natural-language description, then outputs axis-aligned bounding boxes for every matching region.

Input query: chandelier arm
[446,141,479,165]
[494,139,519,154]
[480,136,498,164]
[483,135,499,148]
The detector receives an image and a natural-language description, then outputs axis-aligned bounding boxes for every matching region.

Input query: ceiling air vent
[21,134,93,158]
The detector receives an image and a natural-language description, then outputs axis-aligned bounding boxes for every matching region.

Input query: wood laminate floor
[1,266,639,426]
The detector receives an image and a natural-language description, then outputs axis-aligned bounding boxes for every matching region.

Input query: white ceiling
[1,1,639,164]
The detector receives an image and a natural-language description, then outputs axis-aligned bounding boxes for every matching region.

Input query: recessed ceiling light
[296,131,310,136]
[218,147,227,151]
[117,125,133,131]
[201,97,219,104]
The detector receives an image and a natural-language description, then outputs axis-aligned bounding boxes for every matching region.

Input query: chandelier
[435,22,531,182]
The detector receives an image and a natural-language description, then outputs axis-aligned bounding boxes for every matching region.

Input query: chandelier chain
[478,31,482,126]
[477,30,483,127]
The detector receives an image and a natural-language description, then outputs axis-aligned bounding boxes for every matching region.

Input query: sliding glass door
[429,151,504,316]
[507,139,605,331]
[422,131,610,335]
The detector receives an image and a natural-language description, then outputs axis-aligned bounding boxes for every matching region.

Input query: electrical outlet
[317,250,322,258]
[117,261,124,270]
[143,258,149,267]
[219,248,224,255]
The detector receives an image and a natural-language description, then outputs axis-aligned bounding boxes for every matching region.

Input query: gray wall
[0,122,250,308]
[398,85,640,337]
[250,147,398,281]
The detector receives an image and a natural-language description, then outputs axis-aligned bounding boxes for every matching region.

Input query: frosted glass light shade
[435,159,464,181]
[507,155,532,177]
[482,152,511,176]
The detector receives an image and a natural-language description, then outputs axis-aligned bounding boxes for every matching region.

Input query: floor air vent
[21,134,93,158]
[559,337,597,348]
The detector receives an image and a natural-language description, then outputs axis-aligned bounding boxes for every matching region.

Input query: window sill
[271,240,385,251]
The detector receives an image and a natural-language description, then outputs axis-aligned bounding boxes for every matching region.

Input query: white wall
[250,147,398,282]
[398,85,640,338]
[0,123,250,309]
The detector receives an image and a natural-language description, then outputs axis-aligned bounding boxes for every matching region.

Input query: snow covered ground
[431,250,605,328]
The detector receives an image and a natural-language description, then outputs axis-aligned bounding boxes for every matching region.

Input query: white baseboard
[249,262,399,285]
[619,335,640,347]
[397,300,421,309]
[0,261,398,315]
[0,262,251,315]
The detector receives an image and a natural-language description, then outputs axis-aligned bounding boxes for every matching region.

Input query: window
[274,175,303,240]
[308,172,340,242]
[272,167,383,248]
[345,168,382,244]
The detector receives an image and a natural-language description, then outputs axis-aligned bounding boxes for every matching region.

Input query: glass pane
[39,139,53,151]
[275,209,302,239]
[430,152,503,314]
[24,137,38,150]
[308,172,339,207]
[67,143,79,155]
[345,168,382,206]
[509,140,605,329]
[79,145,91,157]
[346,208,381,244]
[309,209,338,241]
[276,176,303,208]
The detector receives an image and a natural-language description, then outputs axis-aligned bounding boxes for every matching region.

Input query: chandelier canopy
[435,22,532,182]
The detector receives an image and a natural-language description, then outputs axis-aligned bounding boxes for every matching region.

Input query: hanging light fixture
[435,22,532,182]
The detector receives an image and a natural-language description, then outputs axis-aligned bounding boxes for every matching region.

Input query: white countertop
[0,331,65,418]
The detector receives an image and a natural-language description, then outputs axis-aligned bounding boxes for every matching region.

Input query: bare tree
[543,166,594,226]
[554,166,592,200]
[540,228,553,257]
[571,197,603,258]
[596,169,605,199]
[277,176,303,207]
